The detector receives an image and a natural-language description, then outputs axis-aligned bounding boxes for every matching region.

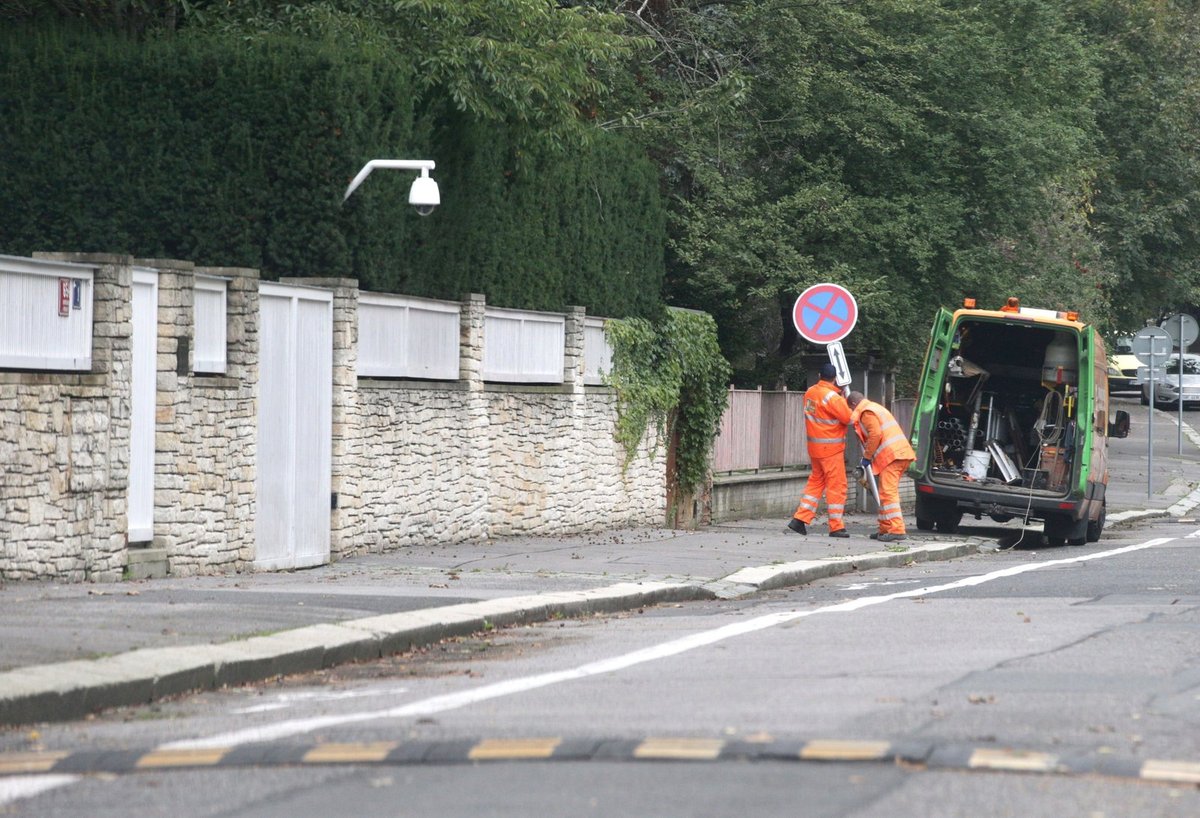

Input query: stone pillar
[30,253,135,580]
[460,293,491,539]
[563,306,586,395]
[140,258,195,575]
[184,265,260,572]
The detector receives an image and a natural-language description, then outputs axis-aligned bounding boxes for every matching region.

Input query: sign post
[1161,314,1197,454]
[793,283,863,505]
[1132,326,1172,496]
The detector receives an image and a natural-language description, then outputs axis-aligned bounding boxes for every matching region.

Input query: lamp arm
[343,159,437,202]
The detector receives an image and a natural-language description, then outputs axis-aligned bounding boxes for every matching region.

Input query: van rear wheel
[1045,513,1087,546]
[1086,502,1106,543]
[935,511,962,534]
[916,496,961,534]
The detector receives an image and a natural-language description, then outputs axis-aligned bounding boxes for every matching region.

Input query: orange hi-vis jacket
[804,380,851,459]
[850,399,916,474]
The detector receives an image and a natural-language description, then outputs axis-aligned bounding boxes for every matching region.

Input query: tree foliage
[7,0,1200,399]
[603,0,1111,388]
[1070,0,1200,327]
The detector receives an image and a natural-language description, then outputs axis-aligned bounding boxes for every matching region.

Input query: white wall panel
[256,283,332,570]
[483,307,565,383]
[357,293,459,380]
[0,255,94,371]
[292,295,332,568]
[583,316,612,385]
[193,276,227,374]
[129,269,158,542]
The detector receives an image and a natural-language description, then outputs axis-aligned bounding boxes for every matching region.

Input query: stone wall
[3,259,666,581]
[1,255,131,580]
[299,281,666,559]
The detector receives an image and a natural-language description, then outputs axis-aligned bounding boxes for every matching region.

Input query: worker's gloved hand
[860,458,871,469]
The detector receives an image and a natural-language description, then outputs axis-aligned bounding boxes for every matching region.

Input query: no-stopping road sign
[792,283,858,345]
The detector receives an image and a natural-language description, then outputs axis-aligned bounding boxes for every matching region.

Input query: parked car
[1108,336,1140,393]
[1140,353,1200,408]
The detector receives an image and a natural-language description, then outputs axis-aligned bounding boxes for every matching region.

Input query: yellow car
[1108,336,1140,393]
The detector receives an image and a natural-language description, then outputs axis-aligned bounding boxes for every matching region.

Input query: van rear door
[910,307,955,475]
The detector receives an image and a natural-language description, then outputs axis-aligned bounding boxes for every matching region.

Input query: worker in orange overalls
[787,363,851,538]
[847,391,916,542]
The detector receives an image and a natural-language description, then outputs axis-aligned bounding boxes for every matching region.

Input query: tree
[603,0,1104,389]
[1069,0,1200,330]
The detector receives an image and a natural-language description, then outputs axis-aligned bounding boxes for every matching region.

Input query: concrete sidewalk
[1,396,1197,727]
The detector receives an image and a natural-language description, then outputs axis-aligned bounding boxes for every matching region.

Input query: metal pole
[1148,348,1155,499]
[1178,314,1184,455]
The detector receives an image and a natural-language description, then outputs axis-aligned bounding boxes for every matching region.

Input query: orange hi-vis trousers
[792,454,847,532]
[875,459,913,535]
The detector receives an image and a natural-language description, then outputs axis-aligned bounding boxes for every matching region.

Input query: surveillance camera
[409,173,440,216]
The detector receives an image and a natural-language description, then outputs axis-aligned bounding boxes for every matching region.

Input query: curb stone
[0,546,970,727]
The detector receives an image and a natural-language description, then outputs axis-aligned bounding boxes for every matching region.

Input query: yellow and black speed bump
[2,738,1200,786]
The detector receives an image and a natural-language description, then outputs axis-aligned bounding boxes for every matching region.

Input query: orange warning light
[963,298,976,308]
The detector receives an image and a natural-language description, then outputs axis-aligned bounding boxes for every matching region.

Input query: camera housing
[408,173,440,216]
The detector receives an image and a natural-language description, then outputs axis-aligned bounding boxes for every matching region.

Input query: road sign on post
[1131,327,1171,363]
[792,283,858,345]
[1161,314,1195,454]
[1133,326,1172,497]
[1161,313,1198,350]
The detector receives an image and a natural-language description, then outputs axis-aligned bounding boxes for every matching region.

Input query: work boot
[786,518,807,535]
[877,533,907,543]
[829,529,850,538]
[869,532,881,540]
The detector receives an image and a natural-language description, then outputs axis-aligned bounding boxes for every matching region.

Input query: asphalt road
[5,515,1199,817]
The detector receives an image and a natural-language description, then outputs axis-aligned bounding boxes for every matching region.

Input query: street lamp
[342,159,440,216]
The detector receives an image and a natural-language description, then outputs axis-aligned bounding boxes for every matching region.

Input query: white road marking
[0,775,80,807]
[165,538,1174,750]
[841,579,924,591]
[1185,528,1200,539]
[232,687,410,714]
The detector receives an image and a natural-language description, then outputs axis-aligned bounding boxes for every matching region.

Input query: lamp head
[409,170,440,216]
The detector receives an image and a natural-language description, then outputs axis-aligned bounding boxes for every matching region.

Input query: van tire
[916,495,961,534]
[935,511,962,534]
[1045,513,1087,546]
[1086,502,1106,543]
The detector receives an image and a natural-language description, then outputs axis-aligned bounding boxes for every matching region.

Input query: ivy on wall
[606,309,731,498]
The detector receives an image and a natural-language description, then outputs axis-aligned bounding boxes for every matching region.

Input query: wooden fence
[712,388,916,473]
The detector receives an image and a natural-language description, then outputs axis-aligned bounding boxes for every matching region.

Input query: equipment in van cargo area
[927,319,1082,490]
[909,298,1129,546]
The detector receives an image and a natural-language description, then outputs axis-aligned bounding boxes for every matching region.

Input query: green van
[909,298,1130,545]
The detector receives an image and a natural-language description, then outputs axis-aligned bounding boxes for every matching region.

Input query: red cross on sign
[792,283,858,344]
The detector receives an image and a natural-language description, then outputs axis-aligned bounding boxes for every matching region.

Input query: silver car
[1141,353,1200,408]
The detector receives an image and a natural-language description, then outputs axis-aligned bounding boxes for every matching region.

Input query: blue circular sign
[792,283,858,344]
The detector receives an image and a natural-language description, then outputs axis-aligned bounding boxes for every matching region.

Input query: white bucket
[964,450,991,480]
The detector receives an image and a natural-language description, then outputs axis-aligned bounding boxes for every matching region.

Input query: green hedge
[0,27,417,277]
[0,25,665,318]
[398,107,666,317]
